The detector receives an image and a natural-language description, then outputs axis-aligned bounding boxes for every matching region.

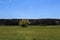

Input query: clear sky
[0,0,60,19]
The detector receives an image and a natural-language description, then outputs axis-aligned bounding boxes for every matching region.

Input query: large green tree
[19,19,30,27]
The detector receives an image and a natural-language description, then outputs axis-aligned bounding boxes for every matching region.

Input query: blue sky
[0,0,60,19]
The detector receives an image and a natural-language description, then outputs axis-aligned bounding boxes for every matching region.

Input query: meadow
[0,26,60,40]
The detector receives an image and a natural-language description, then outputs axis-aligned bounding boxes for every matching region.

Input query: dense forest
[0,19,60,26]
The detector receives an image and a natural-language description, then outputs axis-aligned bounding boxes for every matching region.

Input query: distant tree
[19,19,30,27]
[56,21,59,25]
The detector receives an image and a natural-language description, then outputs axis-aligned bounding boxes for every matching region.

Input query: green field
[0,26,60,40]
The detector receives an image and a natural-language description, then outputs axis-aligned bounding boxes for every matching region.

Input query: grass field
[0,26,60,40]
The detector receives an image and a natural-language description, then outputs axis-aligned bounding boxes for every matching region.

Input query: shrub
[19,19,30,27]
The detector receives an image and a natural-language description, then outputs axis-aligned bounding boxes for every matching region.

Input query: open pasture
[0,26,60,40]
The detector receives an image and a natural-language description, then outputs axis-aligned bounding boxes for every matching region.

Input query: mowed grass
[0,26,60,40]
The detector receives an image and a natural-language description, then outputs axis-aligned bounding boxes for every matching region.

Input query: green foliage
[19,19,30,27]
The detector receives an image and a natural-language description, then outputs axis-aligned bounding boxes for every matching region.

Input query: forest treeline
[0,19,60,26]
